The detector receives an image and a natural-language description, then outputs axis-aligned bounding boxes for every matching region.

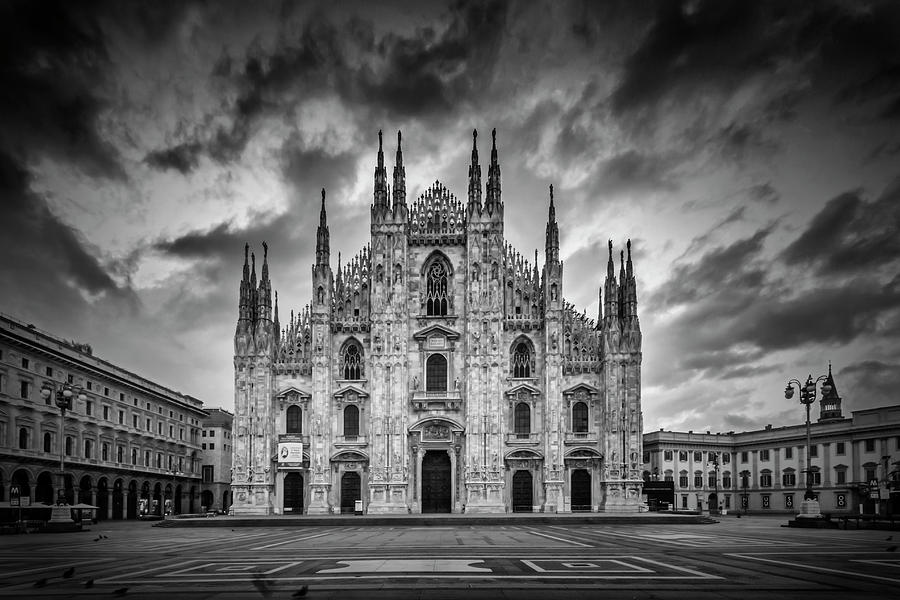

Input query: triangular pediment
[412,323,460,341]
[562,382,600,396]
[275,386,311,400]
[333,384,369,399]
[505,382,541,397]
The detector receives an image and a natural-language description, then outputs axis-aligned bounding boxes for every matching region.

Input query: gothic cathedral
[231,130,643,515]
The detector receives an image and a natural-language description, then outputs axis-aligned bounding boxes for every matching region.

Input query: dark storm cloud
[144,142,204,175]
[0,151,137,311]
[598,150,678,193]
[279,135,360,198]
[838,361,900,410]
[0,0,125,179]
[782,181,900,275]
[145,1,508,172]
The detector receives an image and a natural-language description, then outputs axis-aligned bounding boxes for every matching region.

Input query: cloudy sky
[2,0,899,433]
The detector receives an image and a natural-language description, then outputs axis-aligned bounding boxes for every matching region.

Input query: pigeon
[63,567,75,578]
[85,579,95,588]
[291,585,309,598]
[94,537,101,542]
[252,573,273,598]
[34,579,47,588]
[113,587,129,596]
[887,545,897,552]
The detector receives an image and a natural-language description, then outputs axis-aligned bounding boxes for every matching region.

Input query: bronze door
[571,469,591,511]
[512,470,533,512]
[283,473,304,513]
[422,451,452,513]
[340,471,361,513]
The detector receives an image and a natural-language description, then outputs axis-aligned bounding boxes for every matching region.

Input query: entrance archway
[201,490,214,511]
[113,479,124,520]
[153,483,162,515]
[97,479,109,520]
[11,469,30,499]
[36,471,54,505]
[421,451,452,513]
[79,476,92,504]
[127,481,138,519]
[512,470,533,512]
[284,473,304,513]
[571,469,591,511]
[340,472,361,514]
[708,493,719,513]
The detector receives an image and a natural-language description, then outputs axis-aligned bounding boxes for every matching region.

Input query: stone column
[413,447,424,513]
[106,489,113,520]
[448,448,457,513]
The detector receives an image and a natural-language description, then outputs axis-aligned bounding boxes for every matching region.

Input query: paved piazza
[0,516,898,599]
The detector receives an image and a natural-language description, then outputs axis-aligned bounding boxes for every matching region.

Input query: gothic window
[316,286,324,304]
[426,354,448,392]
[514,403,530,436]
[342,341,363,380]
[426,262,449,316]
[512,342,531,378]
[286,405,302,434]
[572,402,588,433]
[343,405,359,437]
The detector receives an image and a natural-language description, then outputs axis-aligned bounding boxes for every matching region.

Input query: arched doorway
[284,473,304,513]
[188,486,196,513]
[63,474,75,505]
[96,479,109,520]
[113,479,124,520]
[708,493,719,513]
[421,451,451,513]
[78,476,92,505]
[340,472,361,514]
[201,490,214,511]
[140,481,151,516]
[127,481,138,519]
[571,469,591,512]
[153,483,162,515]
[174,485,183,515]
[512,470,533,512]
[11,469,31,500]
[36,472,54,505]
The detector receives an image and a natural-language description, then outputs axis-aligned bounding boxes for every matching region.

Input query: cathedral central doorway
[283,473,304,513]
[571,469,591,511]
[421,450,451,513]
[512,470,533,512]
[340,472,361,514]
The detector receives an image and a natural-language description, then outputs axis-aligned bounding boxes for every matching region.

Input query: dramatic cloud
[2,0,899,431]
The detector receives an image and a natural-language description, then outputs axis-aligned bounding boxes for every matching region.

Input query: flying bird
[62,567,75,578]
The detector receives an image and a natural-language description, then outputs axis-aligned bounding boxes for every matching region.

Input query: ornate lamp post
[40,381,86,529]
[784,373,832,518]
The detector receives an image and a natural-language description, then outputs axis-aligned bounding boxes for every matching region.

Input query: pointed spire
[607,240,615,278]
[374,130,388,209]
[545,184,559,265]
[242,243,250,282]
[392,130,406,210]
[626,239,633,279]
[604,240,618,321]
[261,241,269,281]
[273,290,280,329]
[467,128,482,212]
[485,128,501,212]
[316,188,330,266]
[250,251,257,288]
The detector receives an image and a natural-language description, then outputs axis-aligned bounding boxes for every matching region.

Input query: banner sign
[278,436,304,467]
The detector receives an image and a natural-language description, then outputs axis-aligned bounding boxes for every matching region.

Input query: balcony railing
[410,390,463,411]
[564,431,598,444]
[505,432,540,444]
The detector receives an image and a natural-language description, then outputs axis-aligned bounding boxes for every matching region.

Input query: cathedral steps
[153,513,717,528]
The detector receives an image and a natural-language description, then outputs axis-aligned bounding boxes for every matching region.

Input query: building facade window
[425,354,448,391]
[722,473,732,488]
[679,451,688,462]
[65,436,73,456]
[741,451,748,462]
[693,472,703,488]
[425,261,449,316]
[694,451,702,462]
[202,465,214,483]
[43,432,51,452]
[342,343,363,380]
[286,405,302,434]
[785,447,793,459]
[707,472,717,487]
[84,439,93,459]
[102,442,109,461]
[760,449,770,461]
[836,442,846,455]
[782,471,796,487]
[20,380,29,399]
[117,446,124,462]
[864,439,876,452]
[18,427,29,449]
[512,343,531,378]
[836,469,846,484]
[664,450,673,461]
[572,402,588,433]
[810,445,818,457]
[343,405,359,437]
[722,453,730,464]
[514,402,530,436]
[679,472,688,488]
[760,471,772,487]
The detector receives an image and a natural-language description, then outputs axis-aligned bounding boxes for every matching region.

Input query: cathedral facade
[231,130,644,515]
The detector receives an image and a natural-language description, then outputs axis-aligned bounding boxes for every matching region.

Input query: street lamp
[40,381,86,529]
[784,373,832,518]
